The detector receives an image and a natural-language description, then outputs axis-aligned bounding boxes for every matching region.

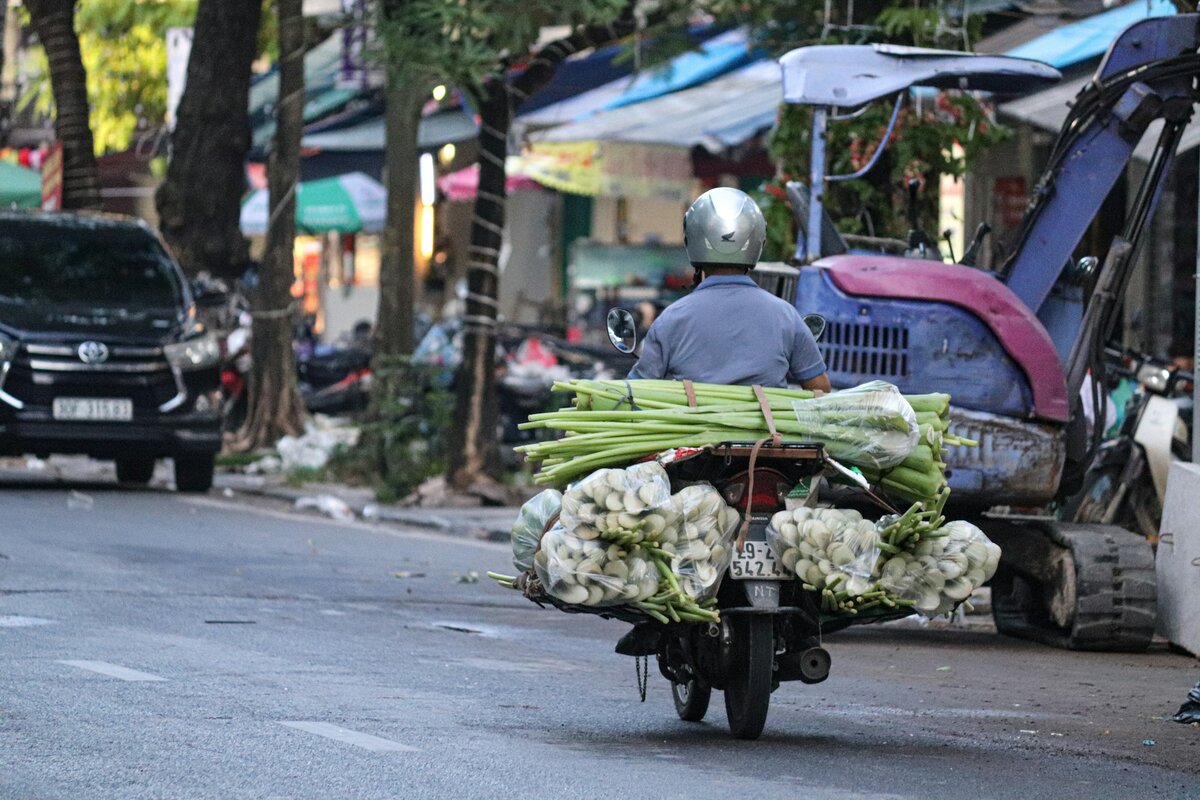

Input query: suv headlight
[0,331,16,364]
[164,333,219,370]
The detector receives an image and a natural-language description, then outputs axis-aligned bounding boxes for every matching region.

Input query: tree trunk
[25,0,99,210]
[155,0,262,279]
[231,0,305,452]
[446,78,509,490]
[375,79,423,360]
[447,15,642,491]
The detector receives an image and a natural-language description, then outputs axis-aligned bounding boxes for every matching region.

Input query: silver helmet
[683,187,767,268]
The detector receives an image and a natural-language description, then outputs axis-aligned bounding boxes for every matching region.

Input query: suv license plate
[52,398,133,422]
[729,540,789,580]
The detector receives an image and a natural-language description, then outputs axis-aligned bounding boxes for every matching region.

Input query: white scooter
[1065,351,1192,539]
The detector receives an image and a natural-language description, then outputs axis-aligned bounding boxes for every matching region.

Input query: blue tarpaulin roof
[599,28,759,112]
[533,60,780,153]
[1005,0,1176,69]
[517,28,758,128]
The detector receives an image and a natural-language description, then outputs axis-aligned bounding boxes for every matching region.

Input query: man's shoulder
[735,284,801,318]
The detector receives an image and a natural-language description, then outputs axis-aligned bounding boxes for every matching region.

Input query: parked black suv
[0,213,221,491]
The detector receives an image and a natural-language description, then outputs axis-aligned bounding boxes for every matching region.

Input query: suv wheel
[174,455,215,493]
[115,457,156,486]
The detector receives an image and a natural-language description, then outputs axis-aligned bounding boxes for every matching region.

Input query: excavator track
[991,522,1155,652]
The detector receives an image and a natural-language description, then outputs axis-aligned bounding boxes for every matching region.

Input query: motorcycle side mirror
[803,313,827,342]
[606,308,638,354]
[1071,255,1099,285]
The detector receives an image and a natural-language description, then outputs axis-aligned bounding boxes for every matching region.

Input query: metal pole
[1193,145,1200,464]
[807,108,827,264]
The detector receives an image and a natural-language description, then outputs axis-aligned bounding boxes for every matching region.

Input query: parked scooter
[604,309,864,739]
[1063,348,1192,538]
[219,312,252,433]
[297,342,373,416]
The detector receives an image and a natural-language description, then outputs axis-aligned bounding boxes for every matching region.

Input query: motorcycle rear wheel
[672,678,711,722]
[723,615,773,739]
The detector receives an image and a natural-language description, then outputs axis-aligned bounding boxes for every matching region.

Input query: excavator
[774,13,1200,650]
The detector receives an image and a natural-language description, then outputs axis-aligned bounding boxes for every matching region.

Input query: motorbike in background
[1064,348,1193,538]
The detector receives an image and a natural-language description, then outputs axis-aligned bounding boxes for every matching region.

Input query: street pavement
[1,476,1197,799]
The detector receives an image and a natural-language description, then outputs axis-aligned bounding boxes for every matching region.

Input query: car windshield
[0,223,184,311]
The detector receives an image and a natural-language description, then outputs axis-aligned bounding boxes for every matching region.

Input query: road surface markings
[0,615,55,627]
[58,660,167,682]
[278,721,418,752]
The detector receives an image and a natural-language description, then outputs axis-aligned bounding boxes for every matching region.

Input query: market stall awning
[999,74,1200,162]
[1004,0,1175,69]
[531,60,780,153]
[515,23,728,116]
[517,28,758,132]
[437,158,540,202]
[521,140,695,201]
[300,108,478,152]
[251,34,367,148]
[240,171,386,235]
[0,162,43,208]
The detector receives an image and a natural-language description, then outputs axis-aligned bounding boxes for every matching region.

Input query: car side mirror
[606,308,638,354]
[803,313,827,342]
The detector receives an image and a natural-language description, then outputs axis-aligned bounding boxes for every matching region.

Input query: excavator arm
[1000,14,1200,367]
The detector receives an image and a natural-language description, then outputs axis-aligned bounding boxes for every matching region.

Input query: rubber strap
[736,436,771,553]
[752,384,782,445]
[682,379,697,408]
[620,380,640,410]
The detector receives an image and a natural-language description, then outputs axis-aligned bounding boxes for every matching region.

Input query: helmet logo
[78,341,110,364]
[720,231,736,242]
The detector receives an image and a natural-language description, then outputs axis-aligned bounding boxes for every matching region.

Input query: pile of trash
[245,415,360,475]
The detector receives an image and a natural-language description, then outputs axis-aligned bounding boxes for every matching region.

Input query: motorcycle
[297,343,373,416]
[219,313,252,433]
[602,309,890,739]
[1064,348,1193,538]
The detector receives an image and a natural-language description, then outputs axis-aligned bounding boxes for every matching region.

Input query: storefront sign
[523,141,693,202]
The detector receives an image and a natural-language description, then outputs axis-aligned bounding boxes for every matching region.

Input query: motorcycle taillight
[722,469,790,511]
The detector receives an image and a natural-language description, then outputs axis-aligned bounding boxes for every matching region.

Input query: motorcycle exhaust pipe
[797,646,831,684]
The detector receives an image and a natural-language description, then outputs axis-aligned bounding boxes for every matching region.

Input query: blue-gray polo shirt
[628,274,827,388]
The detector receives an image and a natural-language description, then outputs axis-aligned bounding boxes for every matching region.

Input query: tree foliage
[373,0,627,94]
[22,0,197,154]
[20,0,281,155]
[755,1,1009,258]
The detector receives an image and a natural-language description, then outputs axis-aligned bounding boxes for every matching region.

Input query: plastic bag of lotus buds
[667,484,742,601]
[766,507,881,597]
[533,525,660,607]
[877,520,1001,616]
[559,462,679,546]
[511,488,562,572]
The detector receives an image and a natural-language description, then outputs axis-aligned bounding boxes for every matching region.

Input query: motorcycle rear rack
[707,442,825,461]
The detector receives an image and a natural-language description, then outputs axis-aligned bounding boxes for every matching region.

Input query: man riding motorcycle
[618,188,831,657]
[629,187,831,393]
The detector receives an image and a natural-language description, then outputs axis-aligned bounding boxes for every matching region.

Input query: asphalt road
[1,478,1197,800]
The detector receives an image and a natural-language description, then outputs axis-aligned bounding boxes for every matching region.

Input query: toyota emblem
[77,341,110,365]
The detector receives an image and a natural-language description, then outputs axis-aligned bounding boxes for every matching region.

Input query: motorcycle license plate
[729,540,789,580]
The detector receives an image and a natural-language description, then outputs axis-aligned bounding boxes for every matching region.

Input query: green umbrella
[0,162,43,209]
[240,171,386,235]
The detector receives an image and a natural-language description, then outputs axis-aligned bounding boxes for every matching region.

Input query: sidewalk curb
[215,474,512,542]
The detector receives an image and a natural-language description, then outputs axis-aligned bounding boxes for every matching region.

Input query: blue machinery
[774,17,1200,649]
